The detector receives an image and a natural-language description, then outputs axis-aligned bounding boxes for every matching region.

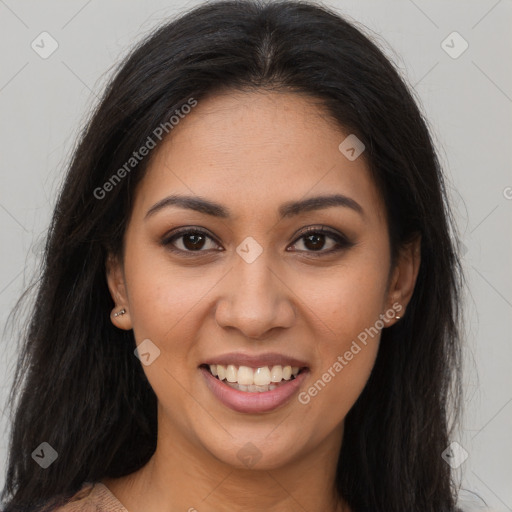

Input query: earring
[395,315,401,320]
[113,308,126,317]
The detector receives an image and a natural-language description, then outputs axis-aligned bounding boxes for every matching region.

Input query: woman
[1,0,464,511]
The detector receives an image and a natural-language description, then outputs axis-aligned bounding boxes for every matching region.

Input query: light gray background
[1,0,511,510]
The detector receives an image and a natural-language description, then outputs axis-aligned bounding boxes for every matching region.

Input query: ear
[106,252,133,330]
[385,234,421,325]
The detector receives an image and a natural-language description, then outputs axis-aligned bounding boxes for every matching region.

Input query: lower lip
[200,366,308,414]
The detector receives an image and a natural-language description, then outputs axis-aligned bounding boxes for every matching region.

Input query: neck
[106,411,349,512]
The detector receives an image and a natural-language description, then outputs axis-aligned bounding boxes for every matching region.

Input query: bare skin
[103,90,420,512]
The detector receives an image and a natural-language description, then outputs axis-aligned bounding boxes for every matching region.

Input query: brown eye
[181,232,207,250]
[288,226,353,255]
[162,228,221,254]
[303,233,328,251]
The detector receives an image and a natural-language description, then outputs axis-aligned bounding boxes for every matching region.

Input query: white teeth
[282,366,292,380]
[226,364,237,383]
[237,366,254,385]
[253,367,271,386]
[226,381,279,392]
[270,365,282,382]
[207,363,303,389]
[216,364,226,381]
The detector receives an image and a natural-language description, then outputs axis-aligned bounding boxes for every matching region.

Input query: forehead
[133,90,386,225]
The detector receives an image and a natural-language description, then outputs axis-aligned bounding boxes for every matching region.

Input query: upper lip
[201,352,309,369]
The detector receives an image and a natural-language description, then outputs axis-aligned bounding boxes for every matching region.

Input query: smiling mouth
[200,364,308,393]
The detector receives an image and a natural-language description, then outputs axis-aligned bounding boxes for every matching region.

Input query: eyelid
[161,226,222,253]
[291,225,348,243]
[288,225,353,254]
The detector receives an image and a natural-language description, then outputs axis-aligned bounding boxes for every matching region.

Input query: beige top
[52,482,128,512]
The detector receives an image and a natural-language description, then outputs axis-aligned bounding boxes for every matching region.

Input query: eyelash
[161,225,353,257]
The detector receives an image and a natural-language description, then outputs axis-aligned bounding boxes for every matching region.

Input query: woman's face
[108,90,416,471]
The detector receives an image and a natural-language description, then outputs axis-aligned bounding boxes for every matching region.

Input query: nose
[214,252,296,339]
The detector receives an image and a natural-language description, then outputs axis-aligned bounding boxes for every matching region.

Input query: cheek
[122,242,216,368]
[301,343,378,435]
[293,252,389,417]
[121,248,216,428]
[296,250,390,344]
[296,299,383,438]
[123,234,204,322]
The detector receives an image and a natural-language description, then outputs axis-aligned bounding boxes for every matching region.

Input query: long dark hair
[1,1,464,510]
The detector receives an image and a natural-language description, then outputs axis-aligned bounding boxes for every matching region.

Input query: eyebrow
[144,193,364,220]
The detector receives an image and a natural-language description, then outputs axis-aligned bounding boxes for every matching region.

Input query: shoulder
[50,482,127,512]
[49,482,96,511]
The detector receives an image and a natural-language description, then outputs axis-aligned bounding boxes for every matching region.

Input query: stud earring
[113,308,126,317]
